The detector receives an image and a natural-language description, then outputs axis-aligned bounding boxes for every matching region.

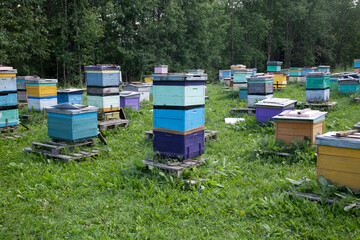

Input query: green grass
[1,83,360,239]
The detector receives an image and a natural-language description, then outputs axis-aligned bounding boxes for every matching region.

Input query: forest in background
[1,0,360,85]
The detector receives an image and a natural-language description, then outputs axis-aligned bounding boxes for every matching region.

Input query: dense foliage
[1,0,360,84]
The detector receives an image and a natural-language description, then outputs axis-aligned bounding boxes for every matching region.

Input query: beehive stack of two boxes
[316,131,360,191]
[330,73,341,91]
[26,78,57,111]
[85,64,121,121]
[46,103,99,142]
[57,89,84,105]
[273,109,327,144]
[152,72,206,160]
[16,76,39,102]
[232,69,252,100]
[354,59,360,72]
[267,61,287,89]
[247,74,273,108]
[306,72,330,102]
[0,66,19,130]
[255,98,297,124]
[301,67,318,83]
[338,77,360,94]
[288,67,302,83]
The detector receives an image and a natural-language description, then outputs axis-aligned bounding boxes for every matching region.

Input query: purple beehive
[119,91,140,110]
[255,98,297,123]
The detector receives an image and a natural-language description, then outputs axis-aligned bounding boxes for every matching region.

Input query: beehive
[87,95,120,112]
[354,59,360,72]
[255,98,297,123]
[17,76,39,102]
[85,65,121,87]
[239,87,248,101]
[272,73,288,89]
[143,75,152,83]
[87,86,119,96]
[122,84,151,102]
[0,68,17,92]
[315,131,360,191]
[330,73,341,91]
[26,78,57,111]
[301,67,318,77]
[289,67,302,77]
[247,74,273,107]
[154,65,168,74]
[318,65,330,73]
[152,73,206,160]
[57,89,84,105]
[273,109,327,144]
[306,72,330,102]
[338,78,360,94]
[233,69,252,84]
[46,103,98,142]
[119,91,140,110]
[0,106,19,127]
[267,61,283,73]
[0,66,19,128]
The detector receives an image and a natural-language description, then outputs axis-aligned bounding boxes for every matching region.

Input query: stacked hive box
[233,69,252,98]
[273,109,327,144]
[247,74,273,107]
[289,67,302,83]
[338,78,360,94]
[354,59,360,72]
[57,89,84,105]
[306,72,330,102]
[0,66,19,128]
[330,73,341,91]
[255,98,297,124]
[152,73,206,160]
[272,73,288,89]
[85,65,121,120]
[267,61,282,73]
[122,84,151,102]
[26,78,57,111]
[46,103,98,142]
[231,64,246,75]
[315,131,360,190]
[318,65,330,73]
[17,76,39,102]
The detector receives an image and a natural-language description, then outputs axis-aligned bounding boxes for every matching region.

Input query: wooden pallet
[98,119,129,132]
[1,134,22,141]
[204,130,219,142]
[142,158,207,178]
[24,139,98,162]
[221,87,233,92]
[0,125,19,133]
[301,102,337,109]
[230,108,256,115]
[98,108,127,121]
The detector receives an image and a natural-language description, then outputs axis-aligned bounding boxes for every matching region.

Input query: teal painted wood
[47,112,98,141]
[0,108,19,127]
[87,95,120,109]
[315,131,360,150]
[153,85,205,106]
[153,107,204,131]
[306,76,330,89]
[233,72,252,83]
[339,84,359,94]
[0,77,17,92]
[239,89,247,100]
[0,93,17,107]
[330,80,338,91]
[86,71,120,87]
[267,66,281,72]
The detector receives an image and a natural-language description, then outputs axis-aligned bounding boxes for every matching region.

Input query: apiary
[273,109,327,144]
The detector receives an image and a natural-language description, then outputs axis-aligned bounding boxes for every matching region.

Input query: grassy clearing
[1,83,360,239]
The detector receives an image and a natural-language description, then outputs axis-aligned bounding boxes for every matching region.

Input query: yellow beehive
[272,73,287,89]
[143,75,152,83]
[26,85,57,97]
[316,131,360,191]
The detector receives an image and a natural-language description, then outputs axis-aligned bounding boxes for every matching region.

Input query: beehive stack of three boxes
[306,72,330,102]
[152,72,206,160]
[288,67,302,83]
[0,66,19,130]
[85,64,121,121]
[354,59,360,72]
[16,76,39,102]
[247,74,273,108]
[267,61,287,89]
[26,78,58,111]
[232,69,252,101]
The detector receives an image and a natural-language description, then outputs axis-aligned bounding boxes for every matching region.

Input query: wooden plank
[204,131,219,142]
[318,145,360,158]
[145,130,154,140]
[317,154,360,174]
[317,168,360,190]
[336,130,358,137]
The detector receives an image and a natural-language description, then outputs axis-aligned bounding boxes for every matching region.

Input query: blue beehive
[152,73,206,160]
[57,89,84,105]
[85,65,121,87]
[0,92,18,107]
[46,103,98,142]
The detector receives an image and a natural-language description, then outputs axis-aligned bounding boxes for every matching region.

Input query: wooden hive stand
[0,121,30,141]
[98,108,129,132]
[142,158,207,178]
[230,108,256,115]
[24,139,99,163]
